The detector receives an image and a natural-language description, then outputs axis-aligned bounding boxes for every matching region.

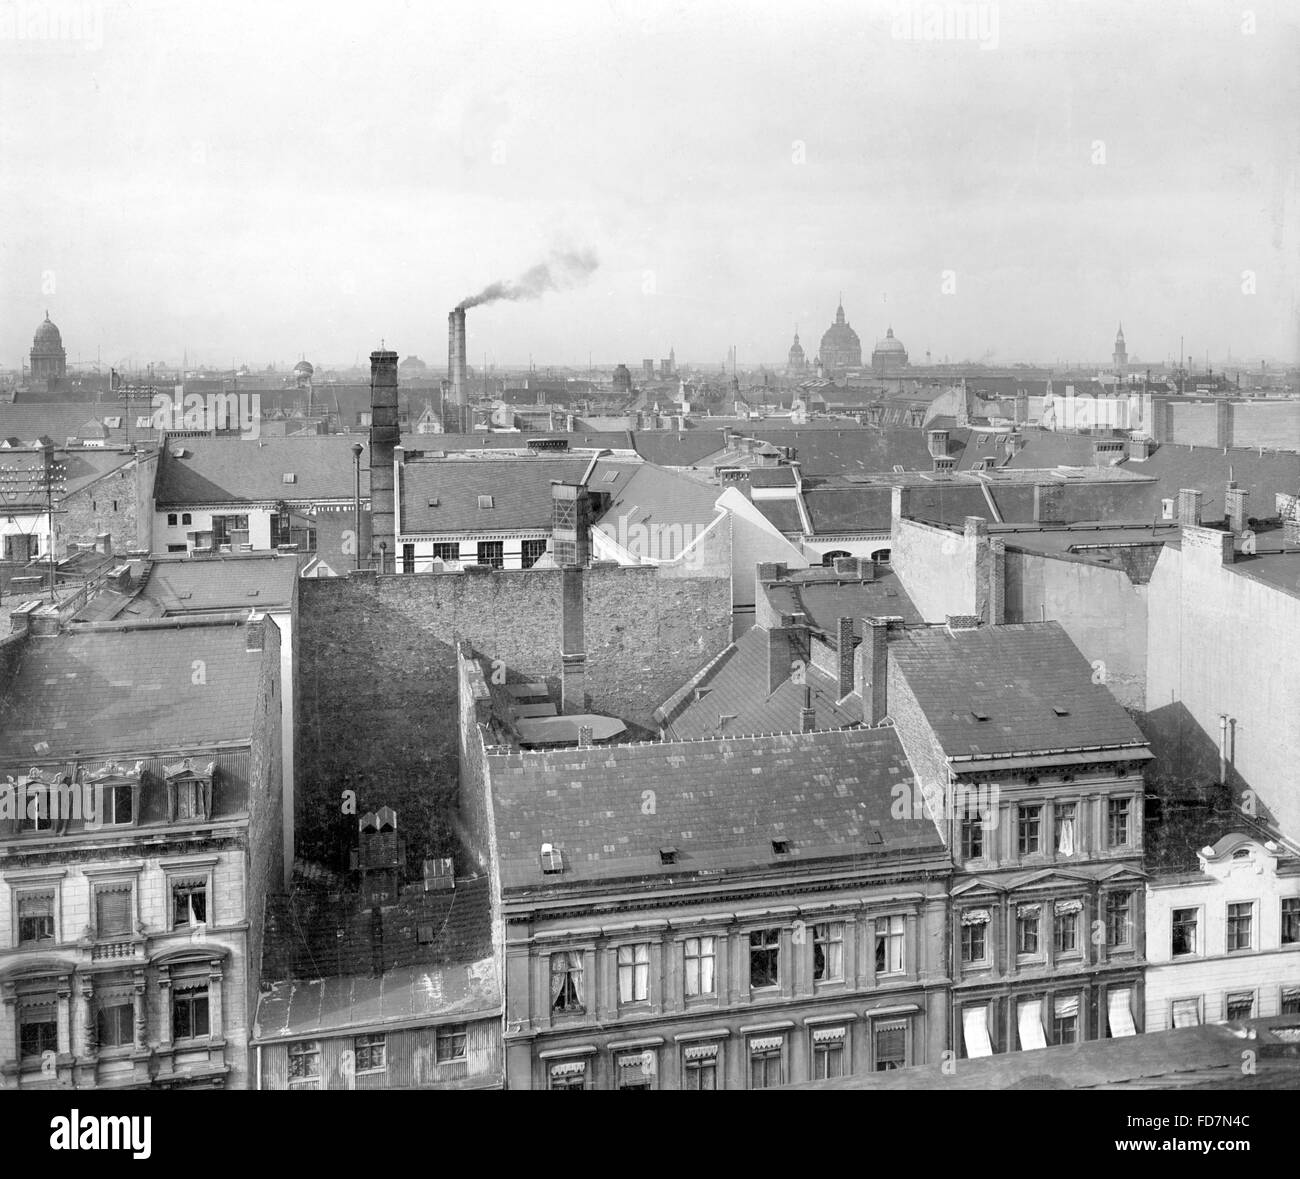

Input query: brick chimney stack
[448,308,468,433]
[1224,481,1249,535]
[369,349,399,565]
[855,617,889,725]
[1177,488,1203,528]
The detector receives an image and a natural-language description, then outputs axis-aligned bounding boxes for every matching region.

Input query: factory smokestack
[369,348,399,566]
[447,308,468,433]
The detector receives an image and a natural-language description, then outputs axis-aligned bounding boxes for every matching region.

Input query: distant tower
[30,311,67,385]
[1113,323,1128,376]
[787,327,807,374]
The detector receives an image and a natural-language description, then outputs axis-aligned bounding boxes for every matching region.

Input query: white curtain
[1057,812,1076,855]
[1018,999,1047,1051]
[963,1007,993,1058]
[1054,994,1080,1018]
[1171,999,1200,1028]
[1108,988,1137,1037]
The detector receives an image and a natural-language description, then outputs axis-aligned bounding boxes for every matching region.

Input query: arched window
[821,550,852,567]
[871,548,891,564]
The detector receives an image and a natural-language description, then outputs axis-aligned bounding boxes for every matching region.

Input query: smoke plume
[457,248,599,310]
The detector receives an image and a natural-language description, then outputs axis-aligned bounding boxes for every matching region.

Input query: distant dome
[293,360,314,376]
[787,330,806,372]
[871,326,909,373]
[818,301,862,372]
[874,327,906,355]
[33,312,63,351]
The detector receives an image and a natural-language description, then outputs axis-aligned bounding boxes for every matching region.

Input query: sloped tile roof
[0,622,264,759]
[135,553,299,613]
[752,499,804,533]
[399,455,593,534]
[888,622,1149,759]
[594,463,724,557]
[657,626,861,739]
[765,567,922,630]
[490,727,943,890]
[154,435,370,505]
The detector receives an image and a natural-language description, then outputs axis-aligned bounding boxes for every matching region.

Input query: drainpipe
[1218,714,1229,785]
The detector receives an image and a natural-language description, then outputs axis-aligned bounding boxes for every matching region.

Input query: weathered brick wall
[59,454,145,557]
[296,564,730,866]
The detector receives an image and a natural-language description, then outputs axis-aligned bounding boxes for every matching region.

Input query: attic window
[771,838,791,855]
[283,473,296,484]
[603,471,620,483]
[892,464,905,473]
[971,709,990,722]
[1232,848,1251,860]
[427,498,440,507]
[540,843,564,874]
[478,495,494,509]
[659,847,678,866]
[1051,706,1070,717]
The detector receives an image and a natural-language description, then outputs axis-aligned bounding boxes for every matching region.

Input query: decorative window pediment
[162,758,216,823]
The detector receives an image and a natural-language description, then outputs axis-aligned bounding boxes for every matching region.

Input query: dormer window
[80,761,144,829]
[541,843,564,874]
[771,838,791,855]
[659,847,678,866]
[162,758,215,823]
[478,495,494,509]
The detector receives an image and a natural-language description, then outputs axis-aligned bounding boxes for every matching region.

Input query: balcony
[91,938,144,963]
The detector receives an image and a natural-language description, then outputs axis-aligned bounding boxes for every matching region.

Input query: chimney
[1033,483,1063,524]
[94,532,112,556]
[551,482,591,567]
[836,616,854,698]
[1126,435,1154,461]
[767,625,806,694]
[926,429,949,459]
[1007,430,1026,456]
[1177,488,1203,527]
[369,349,399,560]
[246,616,265,652]
[561,566,586,713]
[800,686,816,733]
[447,308,469,433]
[963,515,988,540]
[1014,390,1029,424]
[1181,523,1234,567]
[891,485,912,531]
[855,617,889,725]
[1224,482,1249,534]
[1216,399,1233,449]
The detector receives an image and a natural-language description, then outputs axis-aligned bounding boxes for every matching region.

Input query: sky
[1,0,1297,371]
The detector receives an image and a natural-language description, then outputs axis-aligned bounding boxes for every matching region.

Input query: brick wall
[296,565,730,865]
[59,454,145,557]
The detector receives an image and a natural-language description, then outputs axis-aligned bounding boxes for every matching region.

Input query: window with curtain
[748,1037,784,1089]
[1280,988,1300,1016]
[617,943,650,1005]
[1282,898,1300,945]
[1171,998,1201,1028]
[683,1043,718,1089]
[813,922,844,982]
[1226,992,1254,1022]
[1106,892,1133,947]
[684,936,716,998]
[1052,995,1080,1044]
[1172,907,1199,956]
[17,892,55,944]
[19,1004,58,1060]
[288,1039,321,1084]
[875,1021,907,1070]
[1227,902,1253,952]
[960,910,989,964]
[95,884,133,938]
[172,983,210,1040]
[962,1006,993,1058]
[616,1051,654,1090]
[1055,803,1077,855]
[1107,988,1136,1037]
[550,951,584,1013]
[1017,998,1047,1051]
[549,1060,585,1090]
[812,1027,846,1078]
[171,878,208,928]
[1054,899,1082,953]
[875,915,905,974]
[1016,905,1041,955]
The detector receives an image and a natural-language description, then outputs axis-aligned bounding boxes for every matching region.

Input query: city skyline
[3,0,1298,369]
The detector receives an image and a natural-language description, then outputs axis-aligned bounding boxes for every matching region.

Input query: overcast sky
[2,0,1297,371]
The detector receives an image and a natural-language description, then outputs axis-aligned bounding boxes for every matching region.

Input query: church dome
[293,359,314,376]
[871,326,909,373]
[873,327,906,355]
[787,330,806,370]
[818,302,862,372]
[33,312,63,352]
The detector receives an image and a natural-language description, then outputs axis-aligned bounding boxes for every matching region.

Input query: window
[100,782,135,826]
[97,1000,134,1048]
[182,513,191,525]
[1171,998,1201,1028]
[18,784,54,833]
[960,811,984,860]
[521,538,549,569]
[172,983,210,1040]
[17,892,55,945]
[1018,805,1041,855]
[171,878,208,928]
[813,922,844,982]
[550,951,585,1013]
[616,1050,654,1090]
[875,1021,907,1070]
[211,514,248,546]
[682,1043,718,1089]
[1227,902,1253,952]
[1281,988,1300,1016]
[1107,797,1131,846]
[355,1033,387,1071]
[1016,906,1041,955]
[400,543,415,573]
[435,1023,466,1063]
[167,513,178,526]
[1281,898,1300,945]
[1052,995,1079,1045]
[549,1061,585,1090]
[684,936,716,998]
[432,542,459,562]
[1172,908,1199,956]
[961,911,989,964]
[288,1040,321,1086]
[1107,988,1137,1037]
[1055,803,1077,855]
[875,915,905,975]
[1017,998,1047,1050]
[748,1036,784,1088]
[1054,902,1080,953]
[812,1027,846,1078]
[167,544,186,553]
[617,943,650,1005]
[749,928,780,989]
[476,540,504,569]
[19,1008,57,1060]
[1226,991,1254,1022]
[962,1006,994,1058]
[94,884,133,939]
[1106,892,1133,947]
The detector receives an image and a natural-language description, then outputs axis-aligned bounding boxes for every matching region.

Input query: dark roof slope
[763,567,922,630]
[888,622,1149,758]
[490,727,942,891]
[134,553,299,613]
[399,455,593,533]
[155,436,370,505]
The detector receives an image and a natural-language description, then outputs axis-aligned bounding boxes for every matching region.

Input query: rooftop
[489,727,942,892]
[762,565,922,632]
[155,435,371,506]
[888,622,1150,760]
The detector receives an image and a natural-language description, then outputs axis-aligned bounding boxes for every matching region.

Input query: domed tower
[30,311,67,383]
[1113,323,1127,376]
[787,327,806,374]
[871,326,909,375]
[818,299,862,374]
[293,359,315,388]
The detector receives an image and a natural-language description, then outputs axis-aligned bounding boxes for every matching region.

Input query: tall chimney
[369,349,399,564]
[855,617,889,725]
[1177,488,1203,528]
[448,308,468,433]
[561,567,586,713]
